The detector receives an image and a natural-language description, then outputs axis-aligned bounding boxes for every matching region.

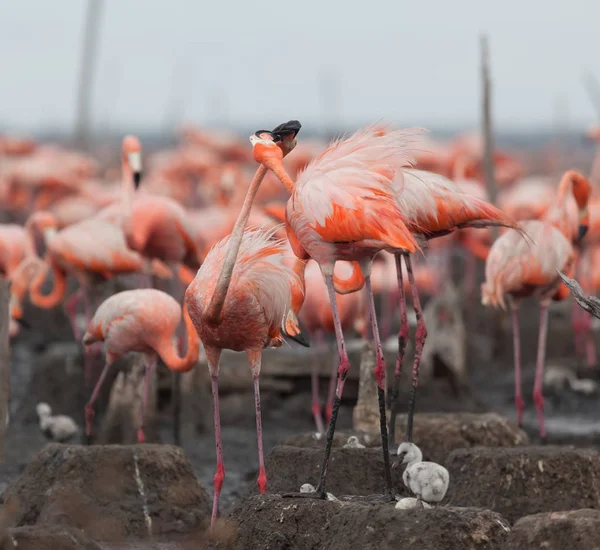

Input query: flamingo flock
[2,118,598,534]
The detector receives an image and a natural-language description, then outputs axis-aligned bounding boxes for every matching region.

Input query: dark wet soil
[3,297,600,547]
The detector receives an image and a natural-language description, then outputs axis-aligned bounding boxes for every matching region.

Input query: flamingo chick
[36,403,78,442]
[397,442,449,506]
[82,289,200,443]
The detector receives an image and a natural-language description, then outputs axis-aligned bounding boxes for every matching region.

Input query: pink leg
[464,248,476,301]
[84,355,115,442]
[248,350,267,494]
[325,340,337,423]
[315,270,352,496]
[206,347,224,537]
[364,272,393,498]
[389,253,409,447]
[533,301,550,442]
[404,255,427,443]
[65,288,84,342]
[380,288,396,341]
[510,301,525,427]
[138,353,157,444]
[311,331,325,434]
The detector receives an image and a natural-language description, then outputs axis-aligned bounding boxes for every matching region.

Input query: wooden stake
[74,0,104,150]
[0,281,10,461]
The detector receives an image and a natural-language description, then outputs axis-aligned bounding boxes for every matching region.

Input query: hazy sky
[1,1,598,134]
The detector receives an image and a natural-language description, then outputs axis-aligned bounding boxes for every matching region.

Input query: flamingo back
[84,289,182,360]
[290,127,423,255]
[482,220,573,308]
[49,218,144,275]
[396,169,519,236]
[187,227,298,351]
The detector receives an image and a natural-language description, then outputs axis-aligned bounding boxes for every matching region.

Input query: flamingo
[481,170,590,440]
[184,121,304,534]
[82,289,199,443]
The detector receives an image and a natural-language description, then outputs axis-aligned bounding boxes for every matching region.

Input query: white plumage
[397,442,449,505]
[36,402,78,442]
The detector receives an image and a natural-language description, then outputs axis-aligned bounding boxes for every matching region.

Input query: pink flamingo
[482,170,590,440]
[82,289,199,443]
[184,121,304,534]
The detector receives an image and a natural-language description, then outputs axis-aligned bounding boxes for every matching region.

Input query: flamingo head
[122,135,143,188]
[250,120,301,165]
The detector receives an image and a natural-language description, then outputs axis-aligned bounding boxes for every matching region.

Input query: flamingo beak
[577,207,589,243]
[127,151,142,189]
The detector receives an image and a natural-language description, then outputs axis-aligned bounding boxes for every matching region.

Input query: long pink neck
[204,165,268,325]
[156,304,200,372]
[265,159,296,194]
[122,156,134,221]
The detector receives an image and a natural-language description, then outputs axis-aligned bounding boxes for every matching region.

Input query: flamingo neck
[156,303,200,372]
[204,165,268,325]
[29,259,66,309]
[265,158,296,194]
[122,157,134,222]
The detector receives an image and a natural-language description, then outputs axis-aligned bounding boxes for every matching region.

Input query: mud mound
[230,494,510,550]
[505,509,600,550]
[260,445,409,497]
[446,446,600,522]
[2,443,211,542]
[280,413,528,464]
[0,525,102,550]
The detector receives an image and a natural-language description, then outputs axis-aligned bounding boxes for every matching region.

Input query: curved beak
[577,207,589,243]
[127,151,142,189]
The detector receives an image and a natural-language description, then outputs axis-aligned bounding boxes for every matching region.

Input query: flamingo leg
[315,271,352,497]
[65,287,84,342]
[510,301,525,427]
[83,355,115,444]
[404,255,427,443]
[533,301,549,442]
[206,347,224,537]
[248,350,267,494]
[325,339,337,423]
[364,273,394,498]
[311,331,325,435]
[389,253,409,448]
[81,287,99,389]
[137,353,157,444]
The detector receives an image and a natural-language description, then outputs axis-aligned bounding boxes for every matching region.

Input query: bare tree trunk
[481,35,505,358]
[98,355,156,444]
[0,281,10,460]
[583,72,600,123]
[73,0,104,150]
[352,340,379,433]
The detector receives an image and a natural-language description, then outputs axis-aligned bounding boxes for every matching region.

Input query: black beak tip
[578,224,589,242]
[133,171,142,189]
[15,317,31,330]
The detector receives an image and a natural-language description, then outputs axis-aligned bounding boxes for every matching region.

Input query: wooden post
[0,281,10,461]
[352,340,379,433]
[480,36,497,210]
[481,36,505,358]
[583,72,600,122]
[73,0,104,150]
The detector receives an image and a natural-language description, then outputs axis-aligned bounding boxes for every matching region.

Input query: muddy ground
[2,293,600,547]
